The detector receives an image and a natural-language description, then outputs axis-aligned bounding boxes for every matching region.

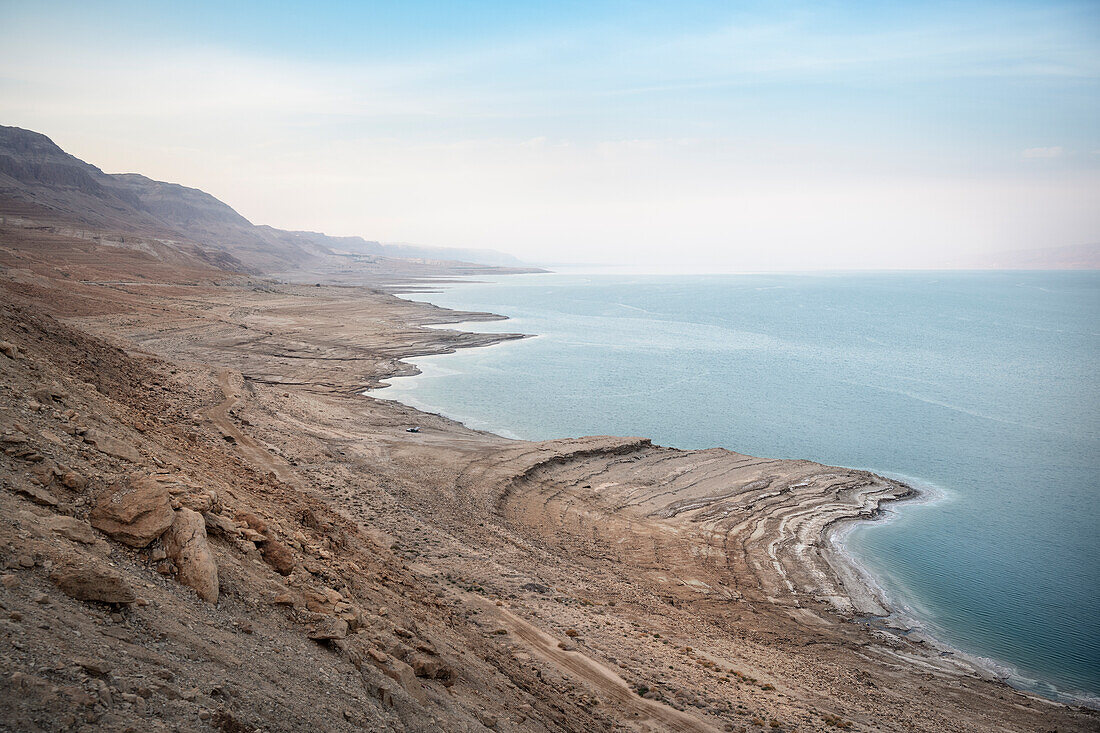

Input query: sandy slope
[1,216,1096,732]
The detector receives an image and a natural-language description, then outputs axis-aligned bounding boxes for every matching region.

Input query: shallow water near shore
[380,270,1100,703]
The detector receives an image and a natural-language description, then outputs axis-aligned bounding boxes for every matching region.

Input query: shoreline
[3,162,1097,730]
[827,475,1100,709]
[377,285,925,622]
[378,279,1100,711]
[826,483,1100,709]
[820,482,920,618]
[6,227,1095,730]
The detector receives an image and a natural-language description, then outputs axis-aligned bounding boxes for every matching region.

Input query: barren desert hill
[0,125,537,275]
[0,127,1096,732]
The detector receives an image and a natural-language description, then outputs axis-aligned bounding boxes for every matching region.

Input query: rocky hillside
[0,303,552,732]
[1,264,1096,732]
[0,126,536,274]
[2,129,1095,733]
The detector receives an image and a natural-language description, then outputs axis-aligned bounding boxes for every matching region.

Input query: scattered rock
[304,590,334,613]
[89,474,174,547]
[31,387,64,405]
[202,511,239,537]
[73,658,111,678]
[30,462,60,486]
[162,508,219,603]
[521,582,550,594]
[82,429,141,463]
[176,491,215,513]
[49,556,136,604]
[308,616,348,641]
[378,656,426,703]
[260,538,295,575]
[234,511,267,534]
[409,653,455,685]
[0,340,19,359]
[58,471,86,490]
[1,574,19,589]
[46,516,98,545]
[12,483,59,507]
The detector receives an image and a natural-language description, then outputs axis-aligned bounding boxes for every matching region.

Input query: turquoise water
[380,271,1100,703]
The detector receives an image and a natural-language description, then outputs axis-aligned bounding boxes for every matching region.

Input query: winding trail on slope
[469,595,719,733]
[204,368,302,488]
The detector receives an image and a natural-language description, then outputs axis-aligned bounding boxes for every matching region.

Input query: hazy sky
[2,0,1098,269]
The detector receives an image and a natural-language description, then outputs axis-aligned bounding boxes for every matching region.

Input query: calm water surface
[379,271,1100,702]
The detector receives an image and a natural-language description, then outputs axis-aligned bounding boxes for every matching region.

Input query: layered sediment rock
[455,436,911,615]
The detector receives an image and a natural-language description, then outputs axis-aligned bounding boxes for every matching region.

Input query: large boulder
[90,474,174,547]
[49,557,136,604]
[163,508,219,603]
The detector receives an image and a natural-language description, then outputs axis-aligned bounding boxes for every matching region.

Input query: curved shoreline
[824,485,1100,709]
[381,287,922,619]
[380,282,1099,711]
[819,481,919,618]
[5,190,1098,730]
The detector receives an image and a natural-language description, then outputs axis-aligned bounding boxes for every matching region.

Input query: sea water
[379,271,1100,703]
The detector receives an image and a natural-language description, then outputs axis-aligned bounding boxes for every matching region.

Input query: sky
[1,0,1098,270]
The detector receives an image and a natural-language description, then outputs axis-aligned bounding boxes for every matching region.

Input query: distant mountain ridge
[977,242,1100,270]
[0,125,531,273]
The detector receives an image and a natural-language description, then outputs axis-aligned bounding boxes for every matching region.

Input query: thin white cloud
[0,4,1096,269]
[1022,146,1065,159]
